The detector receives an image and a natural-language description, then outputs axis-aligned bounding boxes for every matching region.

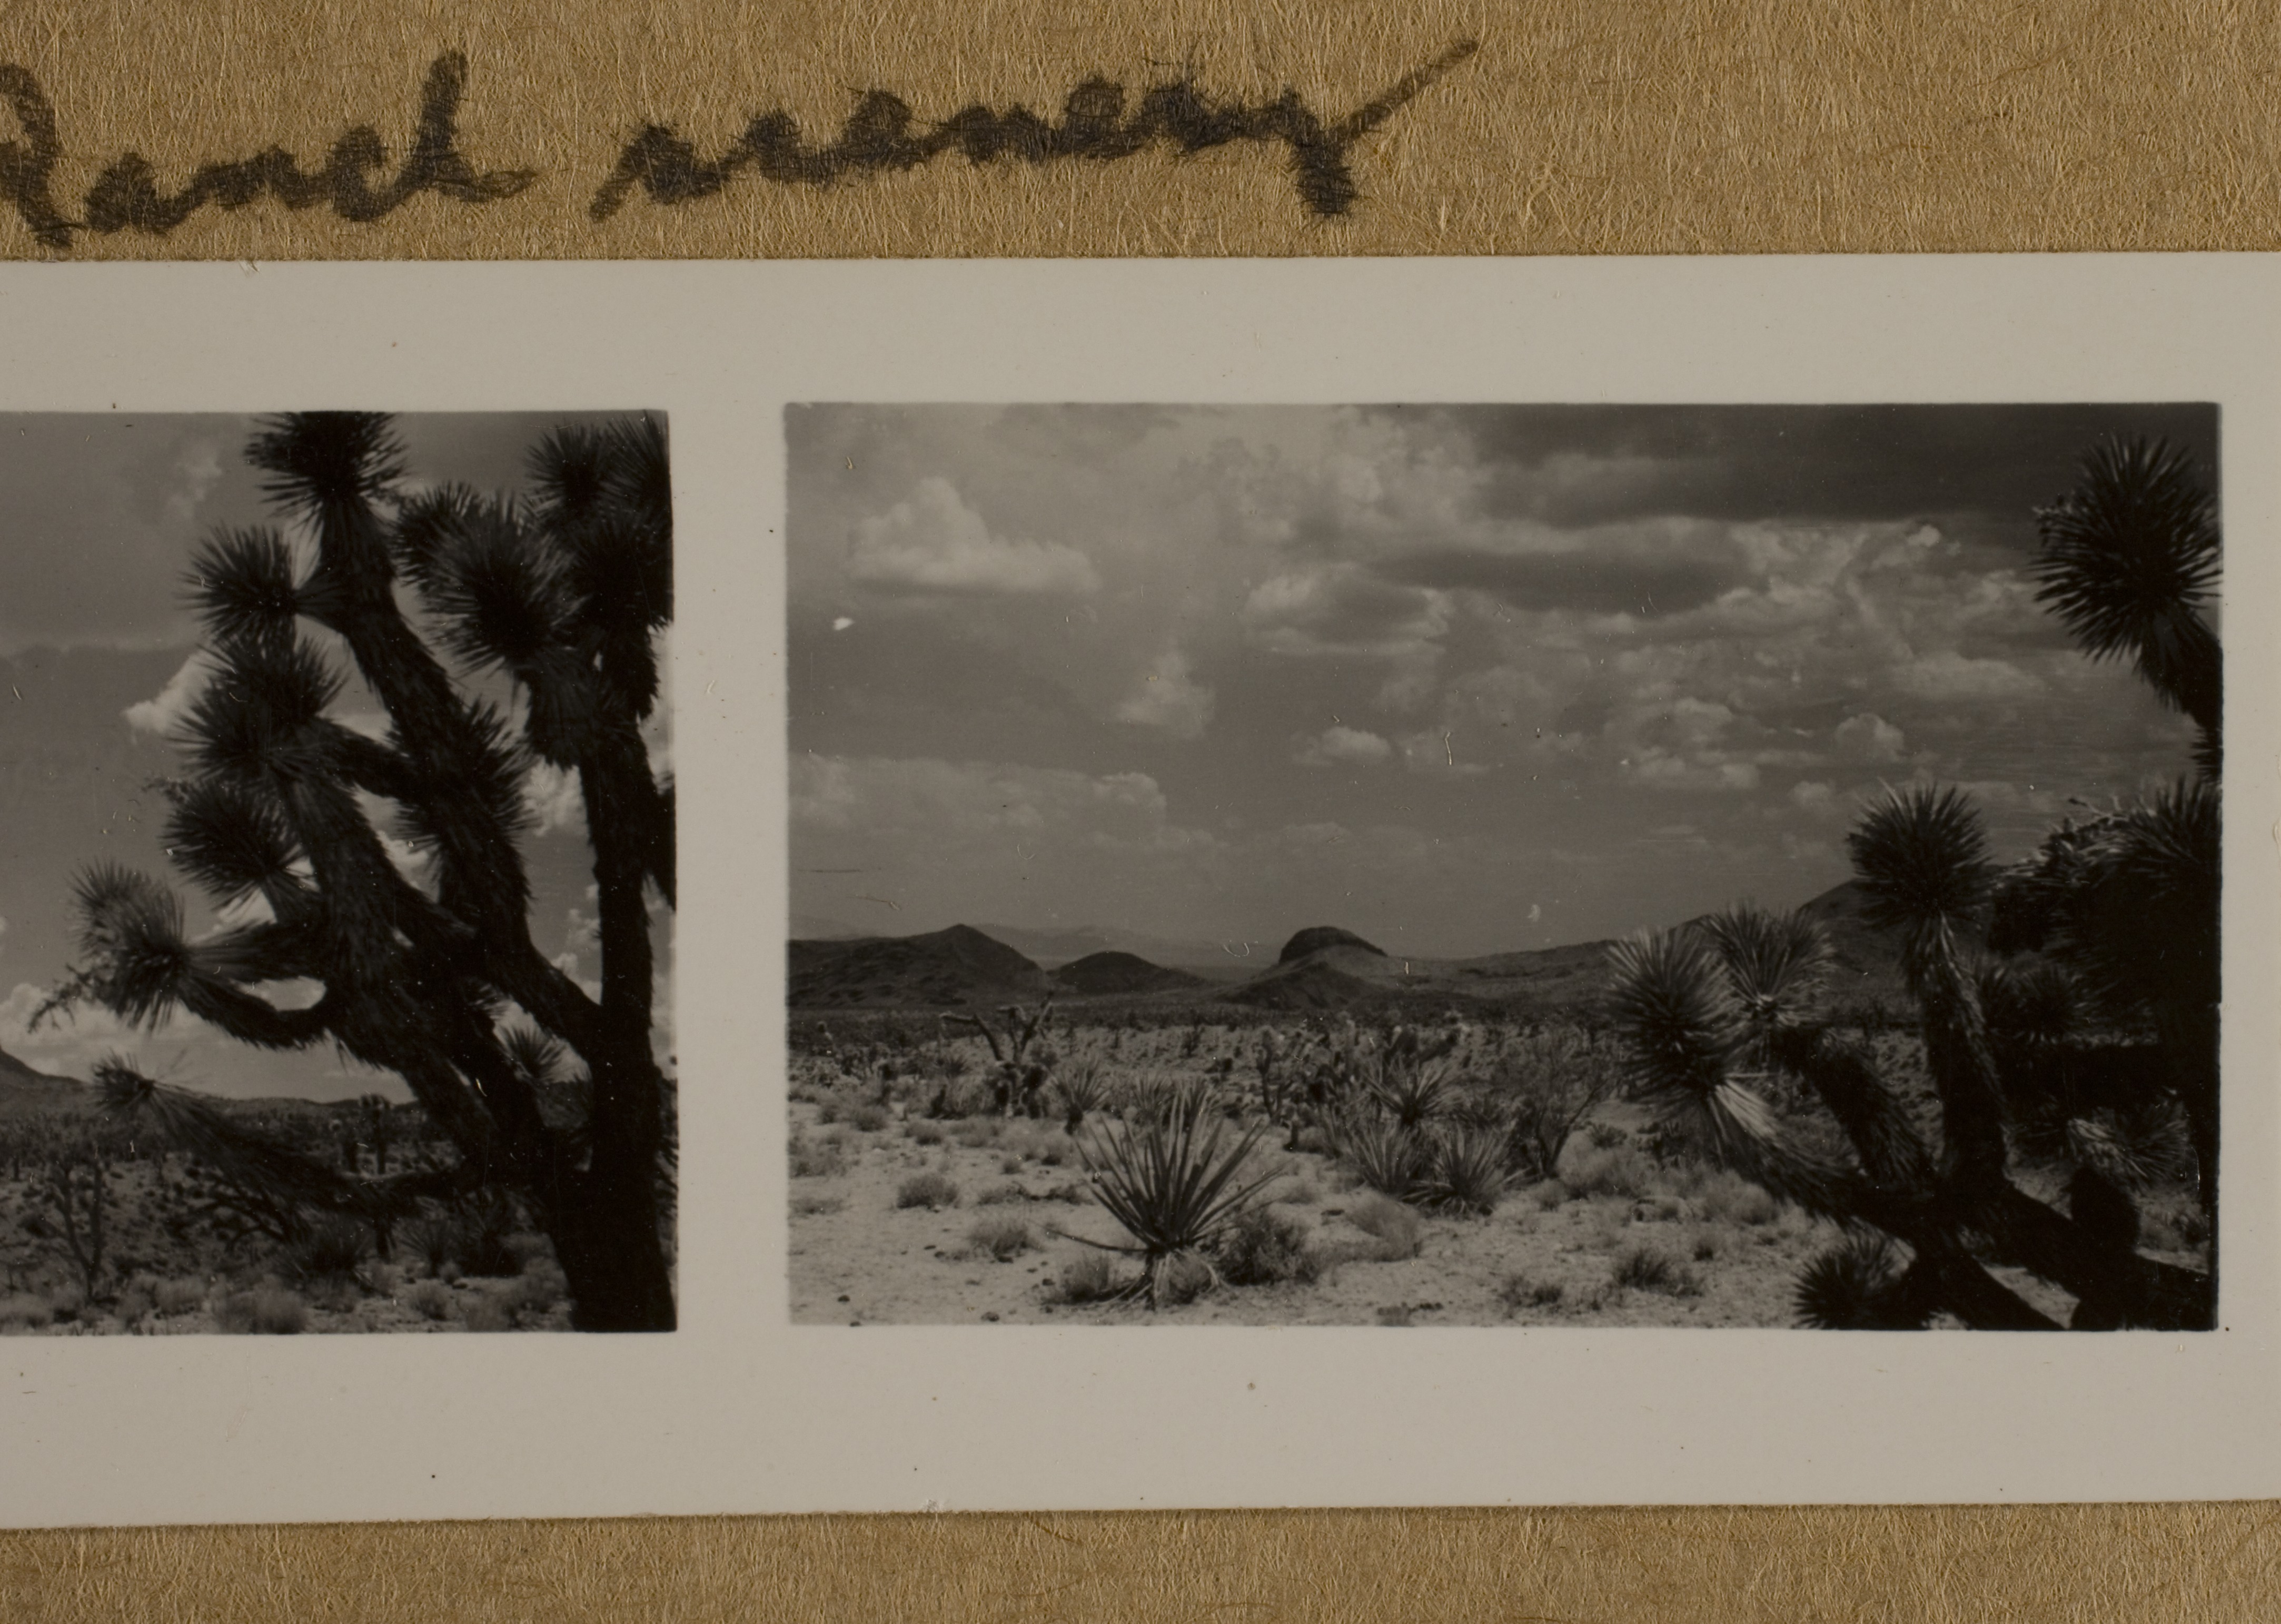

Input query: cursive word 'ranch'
[0,44,1479,249]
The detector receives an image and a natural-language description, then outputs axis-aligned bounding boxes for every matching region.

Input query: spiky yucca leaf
[2064,1102,2196,1190]
[93,1055,376,1224]
[1368,1054,1451,1128]
[1418,1127,1509,1215]
[1848,785,1988,947]
[2066,778,2219,1017]
[1332,1109,1425,1200]
[245,412,405,522]
[164,778,304,908]
[501,1023,567,1088]
[2032,436,2220,728]
[1794,1233,1926,1329]
[1696,902,1833,1052]
[69,865,193,1026]
[184,637,348,784]
[186,528,301,651]
[1605,930,1739,1100]
[1977,959,2081,1049]
[1077,1088,1278,1306]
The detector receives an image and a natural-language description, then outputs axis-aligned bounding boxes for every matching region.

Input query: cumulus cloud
[1294,725,1393,767]
[848,477,1100,597]
[1114,648,1215,739]
[123,651,216,738]
[523,761,586,836]
[792,755,1216,857]
[165,441,226,524]
[1242,563,1451,662]
[1789,779,1837,810]
[1834,712,1907,762]
[1896,650,2042,701]
[0,981,215,1079]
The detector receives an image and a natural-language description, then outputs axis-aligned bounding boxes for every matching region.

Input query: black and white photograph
[0,411,677,1335]
[788,402,2220,1332]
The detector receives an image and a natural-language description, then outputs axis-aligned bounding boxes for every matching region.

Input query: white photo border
[0,257,2273,1524]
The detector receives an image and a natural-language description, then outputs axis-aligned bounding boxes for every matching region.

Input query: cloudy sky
[789,403,2215,959]
[0,413,646,1098]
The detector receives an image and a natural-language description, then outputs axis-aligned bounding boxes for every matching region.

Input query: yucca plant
[1417,1127,1509,1216]
[2031,435,2220,766]
[1793,1234,1928,1331]
[1367,1052,1451,1129]
[1330,1108,1426,1200]
[1604,790,2214,1330]
[41,412,677,1330]
[1074,1086,1280,1307]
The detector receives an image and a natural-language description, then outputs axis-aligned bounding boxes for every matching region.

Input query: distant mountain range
[786,880,1923,1016]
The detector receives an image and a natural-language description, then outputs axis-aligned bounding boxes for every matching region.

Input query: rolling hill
[785,880,1929,1016]
[1049,952,1208,997]
[788,924,1053,1009]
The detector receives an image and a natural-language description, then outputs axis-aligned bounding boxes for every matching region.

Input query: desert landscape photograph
[787,403,2219,1332]
[0,410,676,1334]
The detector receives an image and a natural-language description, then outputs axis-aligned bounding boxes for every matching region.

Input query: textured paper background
[1,1,2277,1615]
[0,0,2274,259]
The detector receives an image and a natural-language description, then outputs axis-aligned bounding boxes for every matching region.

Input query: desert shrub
[115,1284,155,1324]
[950,1120,999,1150]
[1276,1175,1321,1206]
[896,1172,961,1211]
[1056,1252,1122,1303]
[451,1210,523,1279]
[966,1214,1033,1262]
[1213,1206,1322,1286]
[0,1293,54,1331]
[460,1291,513,1332]
[1344,1193,1424,1260]
[791,1192,845,1217]
[974,1183,1025,1207]
[998,1153,1024,1175]
[1154,1250,1215,1306]
[1586,1122,1631,1151]
[788,1134,847,1179]
[401,1217,457,1275]
[1560,1144,1657,1202]
[1611,1245,1699,1297]
[1334,1113,1425,1201]
[154,1278,205,1318]
[217,1286,309,1334]
[1526,1178,1570,1210]
[509,1262,569,1320]
[1696,1170,1780,1227]
[405,1279,454,1321]
[907,1121,945,1146]
[846,1103,892,1133]
[1494,1025,1625,1178]
[1496,1272,1565,1315]
[285,1218,371,1285]
[1419,1129,1509,1216]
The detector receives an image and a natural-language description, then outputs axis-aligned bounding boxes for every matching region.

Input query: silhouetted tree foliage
[1606,436,2219,1330]
[48,412,676,1330]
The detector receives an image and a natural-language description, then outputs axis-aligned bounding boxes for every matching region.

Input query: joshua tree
[1604,434,2221,1330]
[45,412,676,1330]
[945,997,1057,1117]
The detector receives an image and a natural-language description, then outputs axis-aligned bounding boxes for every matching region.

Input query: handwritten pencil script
[0,43,1477,250]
